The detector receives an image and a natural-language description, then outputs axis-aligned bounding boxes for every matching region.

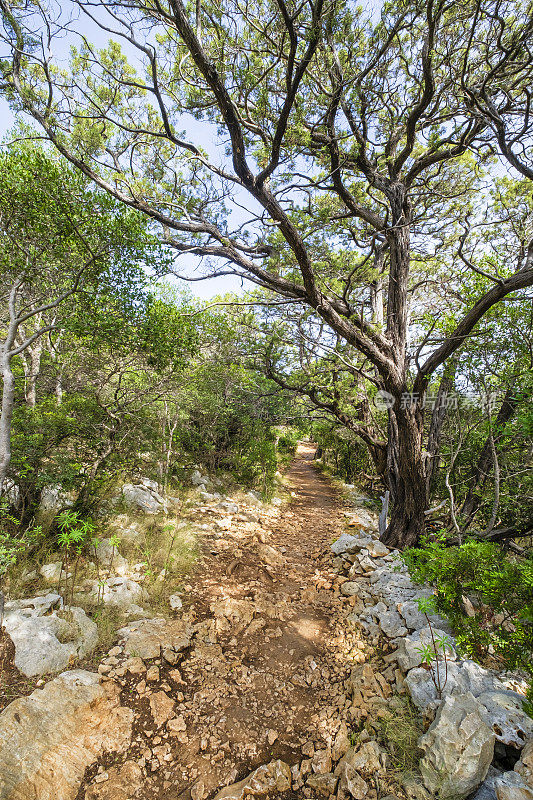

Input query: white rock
[39,485,76,513]
[2,600,97,677]
[95,538,128,573]
[406,659,511,712]
[476,690,533,749]
[367,540,389,558]
[494,771,533,800]
[397,600,449,632]
[86,576,147,609]
[0,670,133,800]
[331,534,371,555]
[122,484,164,514]
[419,691,495,800]
[169,595,183,611]
[377,609,408,639]
[39,562,63,583]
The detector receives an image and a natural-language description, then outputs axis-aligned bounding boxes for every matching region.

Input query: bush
[404,535,533,695]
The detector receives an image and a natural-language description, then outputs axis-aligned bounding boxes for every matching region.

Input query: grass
[375,695,424,776]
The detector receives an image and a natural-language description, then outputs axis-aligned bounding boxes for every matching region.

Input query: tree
[0,140,159,494]
[2,0,533,545]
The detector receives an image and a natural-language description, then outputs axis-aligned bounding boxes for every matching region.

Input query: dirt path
[82,444,370,800]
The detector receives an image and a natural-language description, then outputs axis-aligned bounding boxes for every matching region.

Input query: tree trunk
[381,399,428,549]
[25,337,43,407]
[0,351,16,496]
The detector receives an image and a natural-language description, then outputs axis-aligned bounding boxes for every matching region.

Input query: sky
[0,4,249,301]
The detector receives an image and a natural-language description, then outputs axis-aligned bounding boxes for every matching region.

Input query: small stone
[306,772,338,797]
[149,692,175,728]
[267,729,278,745]
[146,666,160,682]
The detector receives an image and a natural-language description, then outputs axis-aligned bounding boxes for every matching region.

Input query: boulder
[397,600,449,632]
[118,617,193,659]
[331,534,371,556]
[395,626,457,672]
[476,690,533,749]
[405,661,530,752]
[419,691,495,799]
[214,760,291,800]
[191,469,211,489]
[367,540,389,558]
[2,598,97,677]
[85,576,146,610]
[336,762,368,800]
[468,766,501,800]
[122,484,164,514]
[39,486,76,513]
[306,773,338,797]
[0,670,133,800]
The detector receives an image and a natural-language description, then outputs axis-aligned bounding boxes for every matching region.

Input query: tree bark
[381,400,428,548]
[0,351,15,496]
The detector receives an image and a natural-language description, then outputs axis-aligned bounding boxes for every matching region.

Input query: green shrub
[404,535,533,706]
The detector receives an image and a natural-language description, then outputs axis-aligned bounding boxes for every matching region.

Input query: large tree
[1,0,532,546]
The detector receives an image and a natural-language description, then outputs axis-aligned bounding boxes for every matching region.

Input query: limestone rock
[367,540,389,558]
[3,599,97,677]
[118,617,193,659]
[376,609,408,639]
[419,691,495,799]
[340,581,360,597]
[0,670,133,800]
[344,741,384,775]
[396,626,456,672]
[84,761,142,800]
[476,690,533,749]
[149,691,175,727]
[86,576,146,610]
[122,483,164,514]
[494,771,533,800]
[515,739,533,787]
[94,539,128,574]
[39,562,63,583]
[306,773,338,797]
[397,600,449,632]
[336,762,368,800]
[214,760,291,800]
[169,594,183,611]
[405,660,518,743]
[331,534,371,556]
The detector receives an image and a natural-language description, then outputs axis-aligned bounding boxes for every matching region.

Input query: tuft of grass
[375,695,424,775]
[90,605,126,651]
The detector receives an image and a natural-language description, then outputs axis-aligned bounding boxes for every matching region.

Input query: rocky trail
[1,444,532,800]
[82,443,375,800]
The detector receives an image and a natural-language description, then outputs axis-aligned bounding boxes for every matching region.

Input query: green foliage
[404,535,533,706]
